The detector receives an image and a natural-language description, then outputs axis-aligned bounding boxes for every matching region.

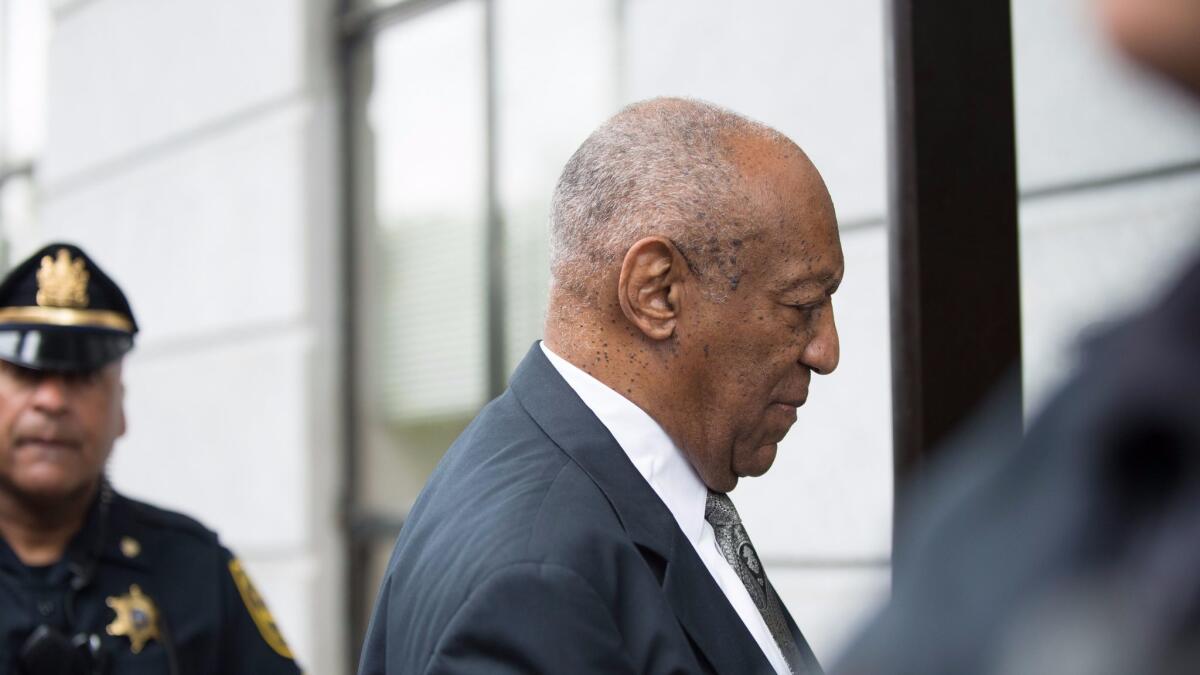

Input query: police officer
[0,243,301,675]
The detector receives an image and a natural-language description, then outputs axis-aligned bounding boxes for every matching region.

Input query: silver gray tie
[705,490,801,674]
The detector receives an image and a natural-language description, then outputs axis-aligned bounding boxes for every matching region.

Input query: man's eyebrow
[776,274,841,294]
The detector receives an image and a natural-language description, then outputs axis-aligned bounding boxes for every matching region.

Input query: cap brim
[0,327,133,372]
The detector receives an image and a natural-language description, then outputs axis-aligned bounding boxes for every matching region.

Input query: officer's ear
[617,236,687,341]
[118,382,126,438]
[112,362,126,439]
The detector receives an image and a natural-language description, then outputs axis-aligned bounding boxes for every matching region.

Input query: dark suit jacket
[358,344,821,674]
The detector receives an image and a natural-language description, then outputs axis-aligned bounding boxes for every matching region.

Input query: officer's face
[0,360,125,504]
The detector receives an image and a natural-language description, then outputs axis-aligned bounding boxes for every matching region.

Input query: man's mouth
[15,437,81,453]
[768,402,800,424]
[771,394,807,409]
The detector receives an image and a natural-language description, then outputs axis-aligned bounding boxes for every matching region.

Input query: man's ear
[617,236,687,341]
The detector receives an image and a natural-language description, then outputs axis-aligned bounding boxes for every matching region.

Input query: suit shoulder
[400,440,580,568]
[408,392,633,569]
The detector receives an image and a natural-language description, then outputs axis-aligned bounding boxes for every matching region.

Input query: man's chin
[733,443,779,481]
[0,471,96,507]
[707,473,739,493]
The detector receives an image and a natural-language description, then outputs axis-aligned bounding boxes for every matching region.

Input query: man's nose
[802,303,840,375]
[30,375,69,414]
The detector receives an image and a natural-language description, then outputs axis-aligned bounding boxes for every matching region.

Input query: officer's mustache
[12,421,84,450]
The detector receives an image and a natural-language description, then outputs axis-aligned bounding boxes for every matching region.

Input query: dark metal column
[336,8,370,668]
[887,2,1023,501]
[483,0,507,399]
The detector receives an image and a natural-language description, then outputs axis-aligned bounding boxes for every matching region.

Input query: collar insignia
[119,536,141,559]
[36,248,90,309]
[106,584,160,654]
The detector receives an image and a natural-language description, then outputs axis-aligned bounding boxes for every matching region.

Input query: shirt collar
[540,341,708,545]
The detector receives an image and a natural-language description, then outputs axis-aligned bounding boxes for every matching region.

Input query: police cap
[0,243,137,373]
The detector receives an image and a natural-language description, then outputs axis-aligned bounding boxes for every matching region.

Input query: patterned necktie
[705,490,802,674]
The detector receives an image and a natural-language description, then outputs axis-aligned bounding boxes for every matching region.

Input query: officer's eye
[61,370,103,387]
[80,372,103,386]
[1,362,42,384]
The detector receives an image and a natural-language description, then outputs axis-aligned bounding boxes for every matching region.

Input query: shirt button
[38,600,54,616]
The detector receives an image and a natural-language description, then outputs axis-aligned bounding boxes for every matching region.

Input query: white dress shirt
[540,342,791,674]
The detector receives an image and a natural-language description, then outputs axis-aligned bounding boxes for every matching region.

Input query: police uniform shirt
[0,487,301,675]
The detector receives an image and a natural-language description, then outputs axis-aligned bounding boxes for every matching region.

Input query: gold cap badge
[36,248,90,309]
[106,584,160,654]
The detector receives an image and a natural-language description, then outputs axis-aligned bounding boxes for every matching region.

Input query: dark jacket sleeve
[218,548,303,675]
[427,561,637,674]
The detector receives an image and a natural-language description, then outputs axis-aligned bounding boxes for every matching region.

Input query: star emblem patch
[106,584,160,654]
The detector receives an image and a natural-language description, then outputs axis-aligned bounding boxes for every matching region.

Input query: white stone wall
[1013,0,1200,411]
[35,1,343,673]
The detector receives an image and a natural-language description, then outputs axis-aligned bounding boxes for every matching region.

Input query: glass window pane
[368,0,486,422]
[355,0,487,530]
[495,0,619,372]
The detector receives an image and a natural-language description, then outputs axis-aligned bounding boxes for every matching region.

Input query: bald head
[543,98,842,492]
[549,97,808,302]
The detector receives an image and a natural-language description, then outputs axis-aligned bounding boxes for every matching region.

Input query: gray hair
[549,97,790,301]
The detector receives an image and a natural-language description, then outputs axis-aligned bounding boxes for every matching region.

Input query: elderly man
[358,98,842,674]
[0,244,301,675]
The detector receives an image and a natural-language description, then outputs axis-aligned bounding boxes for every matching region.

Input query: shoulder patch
[228,558,295,660]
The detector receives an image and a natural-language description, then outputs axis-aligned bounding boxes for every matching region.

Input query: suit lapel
[780,596,823,674]
[509,344,776,674]
[660,541,780,674]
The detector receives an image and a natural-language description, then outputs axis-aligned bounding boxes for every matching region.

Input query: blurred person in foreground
[0,244,301,675]
[834,2,1200,674]
[358,98,842,674]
